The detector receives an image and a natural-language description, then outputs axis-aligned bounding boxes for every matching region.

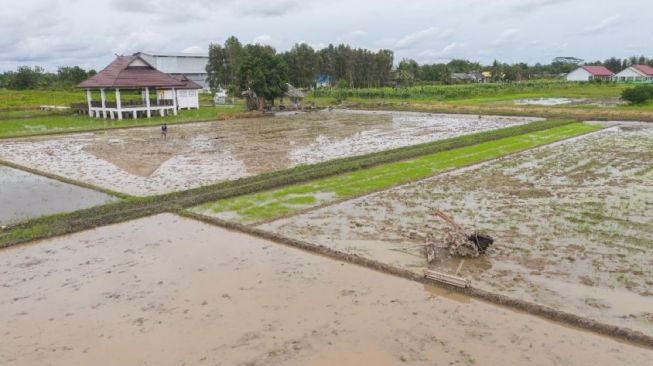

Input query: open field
[260,124,653,335]
[194,122,601,223]
[0,111,537,195]
[307,82,653,121]
[1,213,651,365]
[0,165,116,225]
[0,105,247,139]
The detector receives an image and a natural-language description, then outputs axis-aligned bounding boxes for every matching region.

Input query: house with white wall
[135,51,209,90]
[566,66,614,82]
[614,64,653,82]
[157,75,202,110]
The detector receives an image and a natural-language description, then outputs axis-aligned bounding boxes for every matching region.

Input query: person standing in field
[161,123,168,140]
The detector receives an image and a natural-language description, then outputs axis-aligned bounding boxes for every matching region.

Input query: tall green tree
[238,44,288,108]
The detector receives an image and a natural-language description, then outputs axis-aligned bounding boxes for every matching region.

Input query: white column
[172,88,178,116]
[115,88,123,120]
[133,111,137,119]
[100,89,107,118]
[145,87,151,118]
[86,89,93,117]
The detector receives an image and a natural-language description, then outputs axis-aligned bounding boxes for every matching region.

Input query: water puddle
[0,165,116,225]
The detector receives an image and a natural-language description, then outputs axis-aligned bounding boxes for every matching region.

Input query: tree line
[0,66,96,90]
[395,56,653,85]
[206,36,394,101]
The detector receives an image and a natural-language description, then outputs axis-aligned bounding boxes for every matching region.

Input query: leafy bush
[621,85,653,104]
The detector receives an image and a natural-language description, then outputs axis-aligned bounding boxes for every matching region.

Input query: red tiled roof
[77,56,185,88]
[632,64,653,76]
[582,65,614,76]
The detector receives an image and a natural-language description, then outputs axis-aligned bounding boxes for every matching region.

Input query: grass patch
[0,105,246,138]
[194,122,602,223]
[0,119,586,248]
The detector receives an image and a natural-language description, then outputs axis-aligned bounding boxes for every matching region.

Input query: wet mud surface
[0,165,116,225]
[0,111,536,195]
[508,97,625,107]
[1,213,651,365]
[261,126,653,335]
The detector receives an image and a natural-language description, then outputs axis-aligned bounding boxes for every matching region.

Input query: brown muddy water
[261,125,653,336]
[0,165,115,225]
[0,214,650,365]
[0,111,538,195]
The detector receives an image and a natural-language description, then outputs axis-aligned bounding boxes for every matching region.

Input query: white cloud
[253,34,275,46]
[416,42,467,62]
[338,30,367,42]
[238,0,300,16]
[395,27,454,49]
[579,15,622,35]
[492,28,521,47]
[1,0,651,71]
[182,46,205,53]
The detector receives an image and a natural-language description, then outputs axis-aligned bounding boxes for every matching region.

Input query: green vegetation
[0,105,246,138]
[194,122,601,223]
[0,88,85,109]
[0,119,589,248]
[621,85,653,104]
[312,81,627,101]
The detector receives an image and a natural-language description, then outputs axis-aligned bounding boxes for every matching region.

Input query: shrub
[621,85,653,104]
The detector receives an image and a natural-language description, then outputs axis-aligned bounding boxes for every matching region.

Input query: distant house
[566,66,614,82]
[213,87,228,104]
[134,51,209,90]
[284,83,305,108]
[451,72,483,82]
[314,75,332,88]
[614,65,653,83]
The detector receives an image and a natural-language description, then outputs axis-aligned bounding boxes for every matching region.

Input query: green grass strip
[0,105,245,139]
[0,119,587,249]
[194,123,601,223]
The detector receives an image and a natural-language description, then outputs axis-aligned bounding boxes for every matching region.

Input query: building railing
[89,99,173,108]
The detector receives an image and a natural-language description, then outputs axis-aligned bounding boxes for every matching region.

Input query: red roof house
[614,64,653,82]
[566,65,614,82]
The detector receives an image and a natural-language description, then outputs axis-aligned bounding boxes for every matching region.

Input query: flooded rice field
[509,97,625,106]
[1,213,650,365]
[0,111,537,195]
[0,165,116,225]
[261,125,653,335]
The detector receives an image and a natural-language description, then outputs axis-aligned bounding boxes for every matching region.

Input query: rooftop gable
[581,65,614,76]
[77,55,185,89]
[632,64,653,76]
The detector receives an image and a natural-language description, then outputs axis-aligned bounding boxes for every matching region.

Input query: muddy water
[0,165,115,225]
[0,111,537,195]
[0,214,650,365]
[508,97,625,107]
[262,126,653,335]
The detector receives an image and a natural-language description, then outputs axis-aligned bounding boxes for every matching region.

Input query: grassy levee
[0,119,586,249]
[0,105,249,139]
[194,122,602,223]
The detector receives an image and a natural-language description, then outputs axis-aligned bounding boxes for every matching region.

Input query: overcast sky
[1,0,651,72]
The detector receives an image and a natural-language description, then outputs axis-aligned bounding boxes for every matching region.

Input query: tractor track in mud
[182,210,653,349]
